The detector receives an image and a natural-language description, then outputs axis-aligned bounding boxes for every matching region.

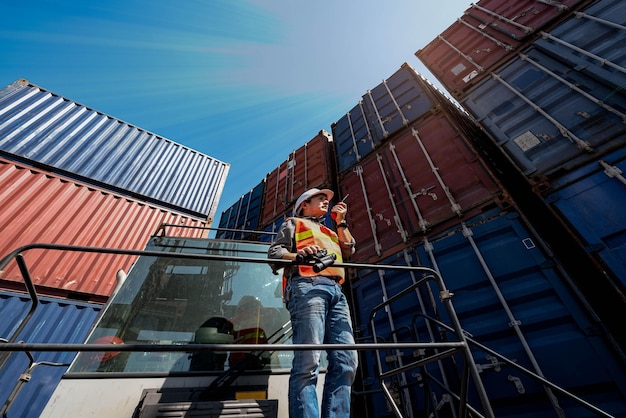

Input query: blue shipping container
[332,63,435,175]
[331,101,377,174]
[217,180,266,240]
[461,42,626,183]
[350,209,626,417]
[361,63,435,145]
[350,249,431,417]
[259,215,285,243]
[544,146,626,293]
[534,0,626,98]
[0,291,102,418]
[0,79,229,220]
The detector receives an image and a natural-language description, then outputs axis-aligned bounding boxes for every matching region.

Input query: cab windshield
[70,237,292,373]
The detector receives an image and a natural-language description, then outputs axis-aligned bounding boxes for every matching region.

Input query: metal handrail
[0,241,617,418]
[0,342,466,353]
[411,312,616,418]
[0,256,39,371]
[0,243,476,363]
[155,223,278,237]
[367,270,493,418]
[0,241,495,417]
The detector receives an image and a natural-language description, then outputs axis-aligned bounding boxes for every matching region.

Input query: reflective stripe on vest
[293,218,345,282]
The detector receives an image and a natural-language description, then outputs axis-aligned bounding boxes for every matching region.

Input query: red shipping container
[262,158,291,226]
[339,156,412,263]
[0,159,207,301]
[260,130,335,226]
[339,112,507,262]
[416,0,593,99]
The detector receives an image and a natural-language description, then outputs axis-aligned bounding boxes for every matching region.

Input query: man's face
[301,193,329,217]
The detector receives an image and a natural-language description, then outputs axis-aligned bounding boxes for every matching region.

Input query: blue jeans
[285,277,358,418]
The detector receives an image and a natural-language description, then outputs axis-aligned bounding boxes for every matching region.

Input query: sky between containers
[0,0,472,223]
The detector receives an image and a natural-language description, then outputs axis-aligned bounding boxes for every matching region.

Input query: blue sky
[0,0,472,223]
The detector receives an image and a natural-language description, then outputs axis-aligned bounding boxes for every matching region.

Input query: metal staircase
[360,260,616,418]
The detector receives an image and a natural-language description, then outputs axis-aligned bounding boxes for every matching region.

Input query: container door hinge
[600,160,626,186]
[439,290,454,301]
[476,355,508,373]
[508,375,526,394]
[385,353,404,363]
[411,371,423,385]
[508,319,522,327]
[412,348,427,358]
[435,394,453,412]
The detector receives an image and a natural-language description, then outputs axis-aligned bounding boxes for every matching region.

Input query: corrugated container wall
[216,179,266,240]
[542,146,626,293]
[259,214,287,243]
[260,130,335,227]
[460,43,626,185]
[331,63,437,174]
[410,0,626,345]
[0,158,207,300]
[339,110,508,263]
[534,0,626,108]
[451,0,626,294]
[0,291,102,418]
[351,209,626,417]
[334,65,510,263]
[0,79,229,221]
[415,0,595,99]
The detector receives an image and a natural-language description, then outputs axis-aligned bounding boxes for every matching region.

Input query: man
[268,188,358,418]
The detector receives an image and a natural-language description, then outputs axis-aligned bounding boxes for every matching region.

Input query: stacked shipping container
[332,63,509,263]
[415,0,596,99]
[332,64,437,173]
[0,79,228,414]
[418,0,626,296]
[0,79,229,221]
[260,130,336,227]
[213,59,621,415]
[0,158,207,300]
[402,1,626,414]
[337,109,508,262]
[352,209,626,417]
[325,60,612,415]
[225,26,626,413]
[201,3,626,410]
[0,78,227,301]
[216,130,337,240]
[216,180,265,240]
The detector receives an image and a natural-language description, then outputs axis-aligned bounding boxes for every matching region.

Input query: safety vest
[282,218,346,293]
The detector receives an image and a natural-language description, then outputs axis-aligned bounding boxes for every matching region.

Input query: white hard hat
[294,188,334,215]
